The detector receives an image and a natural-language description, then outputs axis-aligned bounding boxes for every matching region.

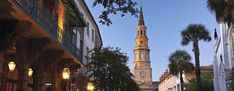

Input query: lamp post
[87,82,94,91]
[62,68,70,80]
[62,68,70,91]
[28,68,33,77]
[8,61,16,72]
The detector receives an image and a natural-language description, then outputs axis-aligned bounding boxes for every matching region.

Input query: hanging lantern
[62,68,70,79]
[28,68,33,77]
[87,82,94,91]
[8,61,16,72]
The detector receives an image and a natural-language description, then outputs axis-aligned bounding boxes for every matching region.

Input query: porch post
[17,63,29,91]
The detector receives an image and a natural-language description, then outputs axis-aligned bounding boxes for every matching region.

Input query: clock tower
[133,5,154,91]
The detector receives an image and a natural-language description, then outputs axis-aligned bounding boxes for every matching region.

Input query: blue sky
[85,0,219,81]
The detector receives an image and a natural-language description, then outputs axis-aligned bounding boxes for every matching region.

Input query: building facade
[75,0,102,75]
[133,6,155,91]
[158,70,171,91]
[158,66,213,91]
[0,0,102,91]
[213,23,234,91]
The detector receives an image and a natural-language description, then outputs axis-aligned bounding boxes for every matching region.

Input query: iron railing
[12,0,82,62]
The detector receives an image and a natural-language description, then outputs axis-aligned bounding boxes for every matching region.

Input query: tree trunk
[180,71,184,91]
[193,41,202,91]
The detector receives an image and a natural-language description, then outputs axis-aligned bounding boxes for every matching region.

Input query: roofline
[159,72,170,84]
[81,0,103,47]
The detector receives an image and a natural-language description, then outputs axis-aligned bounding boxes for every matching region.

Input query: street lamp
[62,67,71,91]
[8,61,16,72]
[87,82,94,91]
[28,68,33,77]
[62,68,70,79]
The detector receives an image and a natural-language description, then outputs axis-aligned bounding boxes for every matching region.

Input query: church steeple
[138,6,145,25]
[133,1,153,89]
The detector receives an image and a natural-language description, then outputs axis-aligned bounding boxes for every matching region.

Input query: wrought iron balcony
[12,0,84,62]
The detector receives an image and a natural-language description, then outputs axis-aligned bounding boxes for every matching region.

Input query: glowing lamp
[62,68,70,79]
[8,61,16,72]
[28,68,33,77]
[87,82,94,91]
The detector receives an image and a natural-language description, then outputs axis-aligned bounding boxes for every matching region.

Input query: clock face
[140,71,145,77]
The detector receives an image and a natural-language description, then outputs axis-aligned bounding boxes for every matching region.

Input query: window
[71,31,76,45]
[139,53,144,60]
[140,53,144,60]
[145,53,150,60]
[145,54,148,60]
[139,53,141,60]
[87,22,89,36]
[86,47,89,63]
[140,41,143,44]
[92,29,95,42]
[136,53,138,60]
[220,55,223,62]
[86,47,89,57]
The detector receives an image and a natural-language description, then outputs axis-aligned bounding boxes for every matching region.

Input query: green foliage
[168,50,194,75]
[185,73,214,91]
[92,0,139,26]
[86,47,139,91]
[206,0,234,25]
[181,24,211,46]
[206,0,226,23]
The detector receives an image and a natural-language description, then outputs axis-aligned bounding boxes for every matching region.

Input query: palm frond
[181,24,212,44]
[206,0,226,23]
[168,50,194,76]
[181,30,191,45]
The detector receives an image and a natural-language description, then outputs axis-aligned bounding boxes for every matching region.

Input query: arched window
[148,53,150,60]
[138,53,141,60]
[140,41,143,44]
[145,54,148,60]
[140,30,143,35]
[136,53,138,60]
[134,53,137,60]
[140,53,144,60]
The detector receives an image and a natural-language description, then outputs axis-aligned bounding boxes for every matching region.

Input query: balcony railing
[12,0,82,62]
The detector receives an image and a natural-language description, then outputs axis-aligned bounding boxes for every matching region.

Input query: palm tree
[206,0,233,26]
[168,50,194,91]
[181,24,211,91]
